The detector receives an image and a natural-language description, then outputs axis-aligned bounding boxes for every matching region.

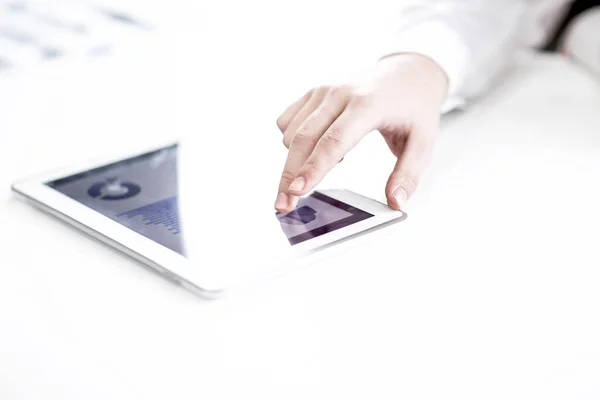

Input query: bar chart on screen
[117,196,181,235]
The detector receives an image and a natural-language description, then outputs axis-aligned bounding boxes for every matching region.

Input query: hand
[274,54,449,212]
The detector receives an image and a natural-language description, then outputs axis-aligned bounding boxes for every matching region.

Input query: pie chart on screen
[88,178,141,200]
[279,206,317,225]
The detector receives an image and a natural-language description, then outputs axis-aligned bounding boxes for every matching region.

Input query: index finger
[287,109,375,197]
[275,94,348,212]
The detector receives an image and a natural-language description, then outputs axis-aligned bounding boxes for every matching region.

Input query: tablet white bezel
[11,140,406,297]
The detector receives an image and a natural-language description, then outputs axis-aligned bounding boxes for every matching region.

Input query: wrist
[379,53,450,103]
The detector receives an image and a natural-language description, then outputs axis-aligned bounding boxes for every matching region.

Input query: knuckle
[398,174,420,196]
[315,101,337,117]
[276,115,287,131]
[315,85,331,96]
[328,84,352,99]
[280,170,296,185]
[302,158,321,177]
[323,125,345,148]
[413,136,433,155]
[291,130,318,147]
[350,93,374,109]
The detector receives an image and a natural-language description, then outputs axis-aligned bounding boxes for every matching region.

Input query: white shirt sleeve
[561,7,600,76]
[381,0,573,112]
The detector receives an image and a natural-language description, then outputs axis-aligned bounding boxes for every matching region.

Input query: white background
[1,1,600,399]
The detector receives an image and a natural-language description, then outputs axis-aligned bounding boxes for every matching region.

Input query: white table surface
[2,3,600,398]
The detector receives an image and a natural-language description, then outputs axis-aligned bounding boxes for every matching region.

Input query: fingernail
[392,187,408,208]
[288,194,299,210]
[289,176,305,192]
[275,192,288,210]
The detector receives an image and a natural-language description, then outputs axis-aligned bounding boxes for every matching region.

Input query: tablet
[12,141,407,298]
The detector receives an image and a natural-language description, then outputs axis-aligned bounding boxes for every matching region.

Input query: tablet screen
[46,145,373,255]
[276,192,372,245]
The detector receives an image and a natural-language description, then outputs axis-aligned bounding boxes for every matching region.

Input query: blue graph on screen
[117,196,181,235]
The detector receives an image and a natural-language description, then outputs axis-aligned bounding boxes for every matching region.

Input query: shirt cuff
[380,19,471,112]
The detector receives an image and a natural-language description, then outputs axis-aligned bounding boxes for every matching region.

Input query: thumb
[385,135,433,210]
